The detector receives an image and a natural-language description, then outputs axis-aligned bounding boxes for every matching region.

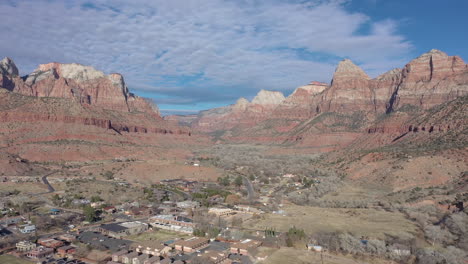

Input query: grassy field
[243,203,418,240]
[0,255,34,264]
[320,184,389,202]
[127,229,191,243]
[257,247,398,264]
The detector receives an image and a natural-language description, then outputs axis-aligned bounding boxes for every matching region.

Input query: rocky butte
[0,58,193,163]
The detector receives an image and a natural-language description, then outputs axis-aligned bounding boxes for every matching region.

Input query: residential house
[104,206,117,214]
[19,224,36,233]
[27,246,54,259]
[16,241,37,252]
[0,215,23,226]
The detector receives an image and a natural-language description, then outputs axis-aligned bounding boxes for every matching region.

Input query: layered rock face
[322,59,373,113]
[186,50,468,148]
[2,60,159,115]
[266,82,327,121]
[0,58,188,137]
[0,58,194,162]
[386,49,468,112]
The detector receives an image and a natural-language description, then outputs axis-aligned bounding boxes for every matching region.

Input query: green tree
[52,194,61,206]
[234,175,243,188]
[218,176,230,186]
[83,205,98,222]
[90,196,103,203]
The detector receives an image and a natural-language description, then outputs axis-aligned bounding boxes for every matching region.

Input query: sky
[1,0,467,115]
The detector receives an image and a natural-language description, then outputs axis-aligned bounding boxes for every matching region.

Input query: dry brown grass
[127,229,190,243]
[257,247,398,264]
[243,203,418,240]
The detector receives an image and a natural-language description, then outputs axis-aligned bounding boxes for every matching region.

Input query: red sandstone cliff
[185,50,468,148]
[0,58,194,162]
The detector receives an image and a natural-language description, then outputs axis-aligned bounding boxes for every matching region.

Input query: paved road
[28,171,57,196]
[41,172,56,193]
[243,176,255,202]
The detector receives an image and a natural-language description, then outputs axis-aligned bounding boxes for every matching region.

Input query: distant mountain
[175,49,467,150]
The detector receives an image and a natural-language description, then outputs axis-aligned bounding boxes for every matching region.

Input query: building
[149,215,194,233]
[27,246,54,259]
[58,233,77,242]
[0,215,24,226]
[135,242,172,257]
[98,221,148,238]
[208,208,234,216]
[230,239,262,256]
[132,253,149,264]
[174,237,209,253]
[19,224,36,233]
[37,238,64,249]
[307,244,323,252]
[193,250,231,264]
[143,256,161,264]
[50,208,61,215]
[176,201,199,209]
[57,245,76,257]
[16,241,37,252]
[104,206,117,214]
[121,251,139,264]
[112,250,128,262]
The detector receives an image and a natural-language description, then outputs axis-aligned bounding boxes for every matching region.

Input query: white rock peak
[251,89,285,105]
[333,59,370,80]
[37,63,106,82]
[233,97,250,110]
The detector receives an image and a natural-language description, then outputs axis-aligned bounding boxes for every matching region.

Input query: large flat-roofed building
[149,215,193,233]
[98,221,148,238]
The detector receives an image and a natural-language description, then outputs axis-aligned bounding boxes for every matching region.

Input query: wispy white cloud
[0,0,412,109]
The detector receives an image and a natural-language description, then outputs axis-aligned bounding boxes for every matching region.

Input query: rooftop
[100,223,128,233]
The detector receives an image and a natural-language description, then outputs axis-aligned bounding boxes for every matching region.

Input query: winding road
[30,171,57,196]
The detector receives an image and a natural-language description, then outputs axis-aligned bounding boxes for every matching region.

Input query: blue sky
[1,0,467,115]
